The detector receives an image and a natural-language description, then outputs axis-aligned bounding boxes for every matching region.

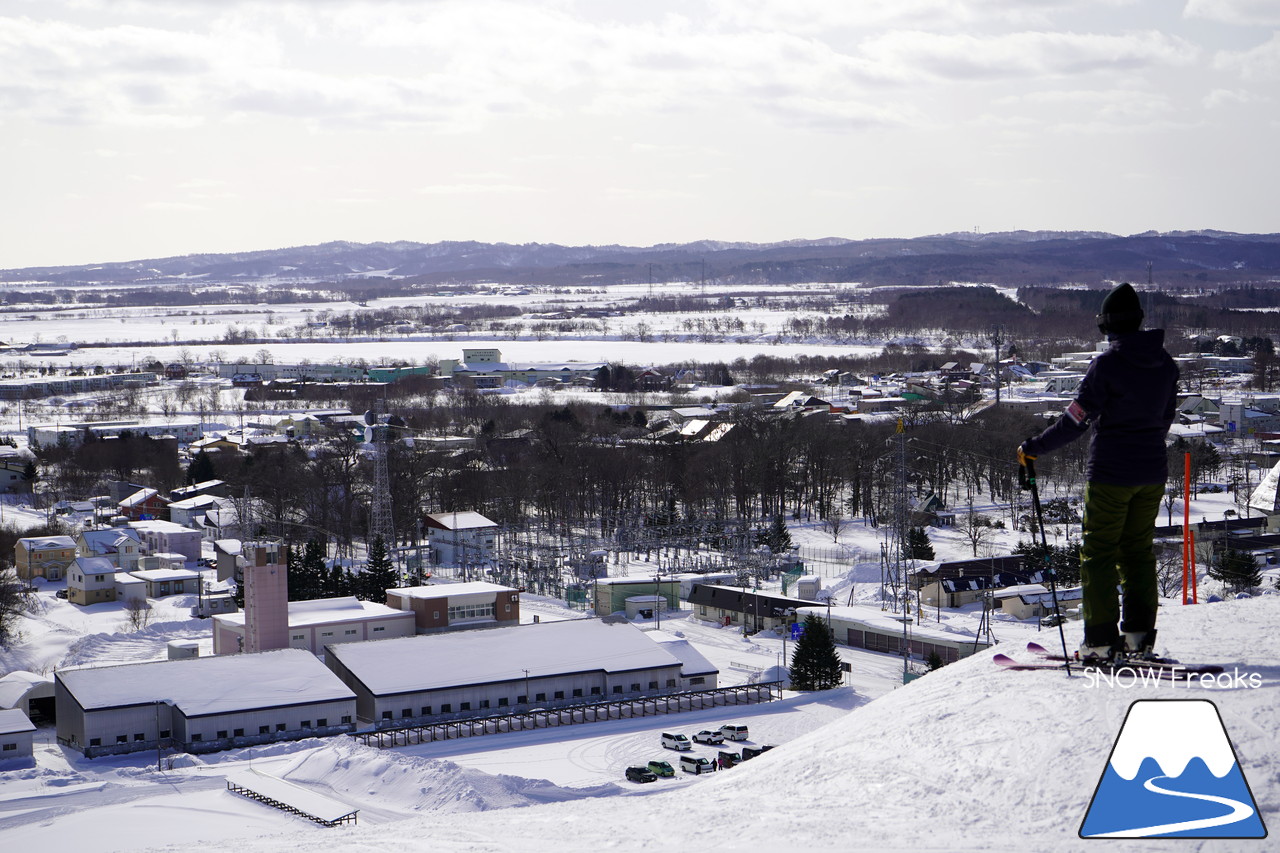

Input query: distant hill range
[5,230,1280,288]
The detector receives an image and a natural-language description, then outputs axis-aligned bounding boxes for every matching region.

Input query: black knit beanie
[1097,282,1143,335]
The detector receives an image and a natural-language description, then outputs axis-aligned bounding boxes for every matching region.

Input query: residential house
[14,535,76,582]
[0,456,32,495]
[169,480,229,502]
[67,556,119,606]
[168,494,230,529]
[127,520,202,564]
[996,584,1084,620]
[118,488,170,522]
[76,528,143,571]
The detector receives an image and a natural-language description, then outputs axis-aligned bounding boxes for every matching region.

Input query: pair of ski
[994,641,1224,680]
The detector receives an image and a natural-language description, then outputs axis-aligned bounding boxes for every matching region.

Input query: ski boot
[1076,642,1117,667]
[1118,629,1158,663]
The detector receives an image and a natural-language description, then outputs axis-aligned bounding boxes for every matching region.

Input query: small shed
[0,708,36,764]
[624,594,665,620]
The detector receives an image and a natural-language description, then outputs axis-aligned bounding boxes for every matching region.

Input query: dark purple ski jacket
[1022,329,1179,487]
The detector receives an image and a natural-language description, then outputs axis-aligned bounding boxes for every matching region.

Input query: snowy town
[4,2,1280,849]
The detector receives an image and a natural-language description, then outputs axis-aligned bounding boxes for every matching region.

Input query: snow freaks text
[1085,667,1262,690]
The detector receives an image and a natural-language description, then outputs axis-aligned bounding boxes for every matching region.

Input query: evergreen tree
[1210,543,1261,594]
[287,537,328,601]
[758,516,792,553]
[788,613,842,691]
[1014,539,1082,587]
[903,526,935,561]
[359,537,398,602]
[286,544,313,601]
[186,450,216,485]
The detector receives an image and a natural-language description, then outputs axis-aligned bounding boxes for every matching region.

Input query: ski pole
[1021,458,1072,676]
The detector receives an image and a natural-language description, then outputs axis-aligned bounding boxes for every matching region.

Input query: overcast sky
[1,0,1277,269]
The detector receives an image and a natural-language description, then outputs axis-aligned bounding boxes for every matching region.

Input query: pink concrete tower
[243,541,289,654]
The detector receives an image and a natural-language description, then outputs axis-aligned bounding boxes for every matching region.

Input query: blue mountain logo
[1080,699,1267,839]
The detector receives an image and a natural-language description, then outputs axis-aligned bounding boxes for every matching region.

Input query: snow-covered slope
[155,596,1279,853]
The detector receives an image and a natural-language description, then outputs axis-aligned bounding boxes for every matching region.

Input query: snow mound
[276,737,619,816]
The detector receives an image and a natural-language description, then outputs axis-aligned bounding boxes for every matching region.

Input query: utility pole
[989,324,1004,405]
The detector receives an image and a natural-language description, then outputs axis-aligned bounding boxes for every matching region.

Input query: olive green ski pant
[1078,481,1165,646]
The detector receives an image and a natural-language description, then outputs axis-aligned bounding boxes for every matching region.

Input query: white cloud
[859,29,1199,81]
[416,184,541,195]
[1214,31,1280,80]
[1184,0,1280,26]
[1202,88,1265,107]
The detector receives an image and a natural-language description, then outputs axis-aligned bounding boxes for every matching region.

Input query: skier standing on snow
[1017,282,1179,662]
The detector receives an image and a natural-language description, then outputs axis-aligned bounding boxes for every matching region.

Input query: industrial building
[55,648,357,758]
[422,511,499,566]
[212,596,416,655]
[323,618,718,728]
[385,581,520,633]
[796,604,991,664]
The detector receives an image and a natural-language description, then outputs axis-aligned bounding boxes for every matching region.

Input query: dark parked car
[741,745,776,761]
[717,750,741,769]
[625,765,658,783]
[55,588,68,599]
[692,729,724,745]
[646,760,675,777]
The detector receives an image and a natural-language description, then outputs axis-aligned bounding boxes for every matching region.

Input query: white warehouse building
[324,618,718,729]
[55,649,357,758]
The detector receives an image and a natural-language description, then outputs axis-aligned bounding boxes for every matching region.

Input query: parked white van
[661,732,692,751]
[719,723,749,742]
[679,755,715,774]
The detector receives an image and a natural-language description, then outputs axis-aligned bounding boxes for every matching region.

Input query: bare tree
[821,513,847,543]
[123,598,153,632]
[1155,544,1185,599]
[957,507,997,557]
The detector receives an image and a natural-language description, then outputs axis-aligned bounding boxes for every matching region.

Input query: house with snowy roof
[54,649,357,757]
[75,527,143,571]
[996,584,1084,621]
[118,487,169,521]
[323,619,717,728]
[14,534,76,582]
[67,556,120,606]
[168,493,231,529]
[126,519,202,564]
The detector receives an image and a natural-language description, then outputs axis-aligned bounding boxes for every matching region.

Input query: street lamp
[895,615,912,684]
